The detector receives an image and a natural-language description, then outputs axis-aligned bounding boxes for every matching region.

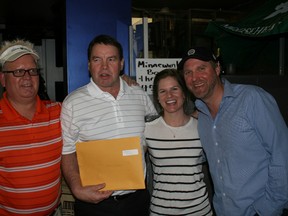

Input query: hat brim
[177,55,214,70]
[6,51,39,62]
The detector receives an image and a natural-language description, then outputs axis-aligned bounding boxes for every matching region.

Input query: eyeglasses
[2,68,40,77]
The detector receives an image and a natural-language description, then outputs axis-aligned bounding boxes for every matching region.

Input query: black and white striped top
[145,117,212,216]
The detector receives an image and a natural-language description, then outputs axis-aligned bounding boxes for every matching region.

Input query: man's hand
[121,74,139,86]
[61,153,113,204]
[73,183,113,204]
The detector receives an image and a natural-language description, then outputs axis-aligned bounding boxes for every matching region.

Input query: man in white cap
[0,39,62,215]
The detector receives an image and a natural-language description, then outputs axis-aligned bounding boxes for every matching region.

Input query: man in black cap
[178,47,288,216]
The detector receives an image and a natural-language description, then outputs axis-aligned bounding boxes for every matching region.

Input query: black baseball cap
[177,47,217,70]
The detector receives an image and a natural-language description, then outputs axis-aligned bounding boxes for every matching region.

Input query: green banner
[206,0,288,37]
[205,0,288,75]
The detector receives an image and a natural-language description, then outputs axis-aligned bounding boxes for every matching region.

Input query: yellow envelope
[76,136,145,191]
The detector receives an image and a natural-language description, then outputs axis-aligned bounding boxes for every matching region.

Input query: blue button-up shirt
[196,79,288,216]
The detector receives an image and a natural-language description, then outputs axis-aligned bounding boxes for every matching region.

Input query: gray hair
[0,39,39,70]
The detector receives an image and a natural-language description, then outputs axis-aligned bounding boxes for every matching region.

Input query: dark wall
[224,75,288,126]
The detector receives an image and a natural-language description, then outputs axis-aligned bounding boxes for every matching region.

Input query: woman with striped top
[145,69,213,216]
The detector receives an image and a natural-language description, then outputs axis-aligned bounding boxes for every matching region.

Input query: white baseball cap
[0,44,39,67]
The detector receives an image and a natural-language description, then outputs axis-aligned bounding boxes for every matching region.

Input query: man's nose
[23,71,32,78]
[102,60,108,68]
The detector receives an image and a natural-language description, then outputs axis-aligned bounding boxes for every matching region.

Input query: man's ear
[215,62,221,76]
[121,59,124,71]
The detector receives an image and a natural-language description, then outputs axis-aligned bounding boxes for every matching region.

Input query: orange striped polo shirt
[0,92,62,216]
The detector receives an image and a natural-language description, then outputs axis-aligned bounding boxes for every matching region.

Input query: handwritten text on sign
[136,58,181,95]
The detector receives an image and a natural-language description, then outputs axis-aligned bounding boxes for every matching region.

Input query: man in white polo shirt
[60,34,156,216]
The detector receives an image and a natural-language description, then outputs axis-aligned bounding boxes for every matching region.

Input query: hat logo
[187,49,196,56]
[0,45,39,66]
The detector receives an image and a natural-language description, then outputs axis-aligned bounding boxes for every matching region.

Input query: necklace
[162,117,190,138]
[167,126,182,138]
[165,118,190,138]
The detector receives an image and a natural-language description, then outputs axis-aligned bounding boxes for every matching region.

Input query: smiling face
[0,54,39,103]
[183,58,220,102]
[157,76,185,115]
[88,44,124,94]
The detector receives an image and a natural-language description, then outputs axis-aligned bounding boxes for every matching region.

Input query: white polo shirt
[61,77,156,195]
